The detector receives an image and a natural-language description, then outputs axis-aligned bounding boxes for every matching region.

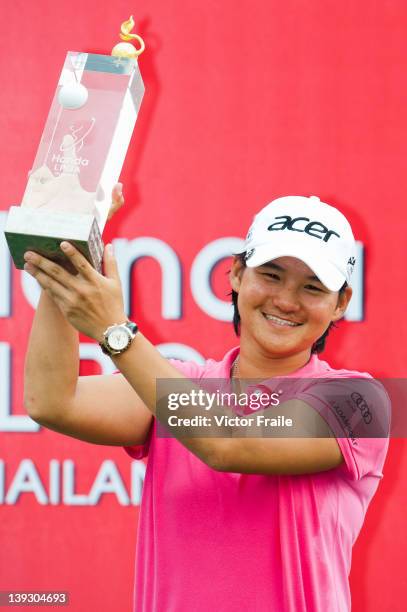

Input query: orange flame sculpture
[112,16,145,59]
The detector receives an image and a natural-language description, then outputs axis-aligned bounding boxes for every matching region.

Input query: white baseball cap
[242,195,356,291]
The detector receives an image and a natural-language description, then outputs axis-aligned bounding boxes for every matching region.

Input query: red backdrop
[1,1,406,610]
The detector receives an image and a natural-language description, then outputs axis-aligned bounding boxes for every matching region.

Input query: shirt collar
[221,346,324,381]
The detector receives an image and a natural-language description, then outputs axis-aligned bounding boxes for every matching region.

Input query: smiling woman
[23,192,390,612]
[231,254,350,355]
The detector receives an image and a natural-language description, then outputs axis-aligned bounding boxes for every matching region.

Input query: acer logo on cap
[267,215,341,243]
[240,196,357,291]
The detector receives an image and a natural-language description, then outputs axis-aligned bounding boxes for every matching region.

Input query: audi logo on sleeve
[350,392,373,424]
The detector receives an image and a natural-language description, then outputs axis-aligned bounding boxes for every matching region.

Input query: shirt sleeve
[124,419,155,459]
[293,376,391,481]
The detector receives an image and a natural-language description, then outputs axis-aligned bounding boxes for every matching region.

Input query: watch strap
[124,321,138,335]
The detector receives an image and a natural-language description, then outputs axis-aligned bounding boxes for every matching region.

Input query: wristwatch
[99,321,138,356]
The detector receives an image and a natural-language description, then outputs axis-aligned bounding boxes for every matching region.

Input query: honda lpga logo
[52,118,96,175]
[60,119,96,155]
[267,215,340,243]
[350,392,373,424]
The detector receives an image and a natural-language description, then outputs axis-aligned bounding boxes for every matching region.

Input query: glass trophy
[5,17,145,274]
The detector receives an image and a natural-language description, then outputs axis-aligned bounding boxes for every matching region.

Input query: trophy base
[4,206,104,274]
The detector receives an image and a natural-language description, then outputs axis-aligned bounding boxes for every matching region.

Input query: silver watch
[100,321,138,356]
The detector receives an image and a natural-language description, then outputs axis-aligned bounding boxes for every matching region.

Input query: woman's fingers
[59,242,96,280]
[23,262,72,304]
[23,250,78,288]
[107,183,124,220]
[24,243,97,289]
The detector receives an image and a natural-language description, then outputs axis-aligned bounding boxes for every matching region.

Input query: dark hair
[230,253,348,354]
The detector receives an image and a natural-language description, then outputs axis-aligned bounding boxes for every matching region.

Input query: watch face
[108,327,130,351]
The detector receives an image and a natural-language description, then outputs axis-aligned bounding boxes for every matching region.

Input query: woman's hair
[230,253,348,354]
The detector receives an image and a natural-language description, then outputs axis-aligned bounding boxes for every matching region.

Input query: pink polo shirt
[125,347,390,612]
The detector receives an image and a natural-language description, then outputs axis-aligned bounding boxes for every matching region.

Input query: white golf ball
[58,82,88,110]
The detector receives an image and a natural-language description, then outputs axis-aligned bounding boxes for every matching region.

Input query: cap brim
[244,236,346,291]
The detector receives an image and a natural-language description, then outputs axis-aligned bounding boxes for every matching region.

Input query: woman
[24,192,390,611]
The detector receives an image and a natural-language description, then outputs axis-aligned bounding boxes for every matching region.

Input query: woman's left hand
[107,183,125,220]
[23,242,127,342]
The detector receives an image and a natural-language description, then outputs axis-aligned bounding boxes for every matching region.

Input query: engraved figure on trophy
[22,128,98,218]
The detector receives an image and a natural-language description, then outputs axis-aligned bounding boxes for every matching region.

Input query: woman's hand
[107,183,125,220]
[23,242,127,343]
[23,183,127,341]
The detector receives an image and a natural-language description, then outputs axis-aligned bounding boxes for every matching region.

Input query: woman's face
[230,256,353,359]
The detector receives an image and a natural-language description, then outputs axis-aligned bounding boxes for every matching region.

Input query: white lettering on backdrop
[0,221,364,433]
[0,459,146,506]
